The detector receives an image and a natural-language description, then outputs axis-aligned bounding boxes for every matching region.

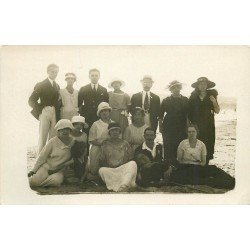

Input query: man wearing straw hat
[130,75,160,132]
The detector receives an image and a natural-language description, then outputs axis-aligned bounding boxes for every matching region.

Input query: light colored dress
[98,139,137,192]
[123,123,148,152]
[177,139,207,165]
[60,88,79,120]
[29,136,75,187]
[88,119,113,178]
[108,91,131,133]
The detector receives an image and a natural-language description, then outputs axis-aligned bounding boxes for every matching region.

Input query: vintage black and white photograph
[3,45,238,195]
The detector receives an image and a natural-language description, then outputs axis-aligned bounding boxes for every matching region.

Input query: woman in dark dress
[159,80,189,164]
[188,77,220,164]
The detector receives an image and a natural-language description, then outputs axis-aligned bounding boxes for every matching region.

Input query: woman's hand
[209,95,217,104]
[209,95,220,114]
[28,171,35,177]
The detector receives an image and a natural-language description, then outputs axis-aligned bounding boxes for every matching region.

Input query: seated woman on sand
[87,102,113,181]
[123,107,148,152]
[28,119,75,188]
[169,124,235,189]
[62,115,89,183]
[99,123,137,192]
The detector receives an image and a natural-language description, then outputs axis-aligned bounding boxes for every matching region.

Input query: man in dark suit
[134,127,166,187]
[130,75,160,132]
[78,68,109,130]
[28,64,61,153]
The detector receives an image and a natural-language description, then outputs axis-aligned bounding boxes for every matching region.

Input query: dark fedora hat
[191,77,216,89]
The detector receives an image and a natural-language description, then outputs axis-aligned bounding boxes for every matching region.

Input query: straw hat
[97,102,112,117]
[166,80,183,90]
[191,77,215,89]
[140,75,154,83]
[108,78,125,88]
[55,119,74,131]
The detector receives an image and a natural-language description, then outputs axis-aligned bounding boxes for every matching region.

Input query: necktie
[52,81,58,91]
[144,92,150,111]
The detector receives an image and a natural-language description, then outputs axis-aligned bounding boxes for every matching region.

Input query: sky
[1,45,249,146]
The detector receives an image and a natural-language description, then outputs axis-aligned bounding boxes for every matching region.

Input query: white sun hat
[97,102,112,117]
[55,119,74,131]
[108,78,125,88]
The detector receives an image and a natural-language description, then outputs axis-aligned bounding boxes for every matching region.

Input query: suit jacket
[28,78,60,121]
[78,84,109,126]
[130,91,160,131]
[134,143,164,163]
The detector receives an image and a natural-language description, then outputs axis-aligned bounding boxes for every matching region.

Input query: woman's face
[109,128,121,139]
[198,82,208,92]
[100,109,110,120]
[112,82,121,91]
[58,128,71,138]
[73,122,83,132]
[187,127,198,140]
[133,111,144,123]
[170,85,182,95]
[66,77,75,86]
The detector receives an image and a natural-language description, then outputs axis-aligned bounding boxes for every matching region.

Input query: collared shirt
[142,141,157,158]
[91,83,99,91]
[142,91,151,107]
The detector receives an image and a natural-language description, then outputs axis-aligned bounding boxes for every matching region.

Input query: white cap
[54,119,74,131]
[72,116,86,124]
[97,102,112,117]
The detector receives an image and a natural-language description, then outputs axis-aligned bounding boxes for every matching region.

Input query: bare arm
[210,96,220,114]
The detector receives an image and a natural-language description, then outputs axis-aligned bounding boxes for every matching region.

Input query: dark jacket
[78,84,109,127]
[28,78,60,121]
[130,92,160,131]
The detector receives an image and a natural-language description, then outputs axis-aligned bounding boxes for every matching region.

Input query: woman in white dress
[123,107,148,152]
[87,102,113,181]
[60,73,79,120]
[108,78,131,133]
[99,122,137,192]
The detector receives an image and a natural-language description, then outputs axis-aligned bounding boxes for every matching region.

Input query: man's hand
[28,171,35,177]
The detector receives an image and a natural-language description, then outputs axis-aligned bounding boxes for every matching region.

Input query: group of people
[27,64,235,192]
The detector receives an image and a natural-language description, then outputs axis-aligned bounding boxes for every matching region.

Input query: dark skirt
[170,164,235,189]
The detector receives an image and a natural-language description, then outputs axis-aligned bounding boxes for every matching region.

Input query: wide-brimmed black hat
[191,77,216,89]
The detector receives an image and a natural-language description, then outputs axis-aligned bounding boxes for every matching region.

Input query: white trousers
[29,163,64,188]
[38,106,56,154]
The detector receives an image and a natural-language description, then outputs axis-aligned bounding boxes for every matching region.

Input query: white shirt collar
[91,83,99,90]
[48,78,54,85]
[142,141,157,158]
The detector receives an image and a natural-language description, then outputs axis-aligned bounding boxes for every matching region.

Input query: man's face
[89,70,100,84]
[47,66,59,80]
[142,80,153,91]
[144,130,156,143]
